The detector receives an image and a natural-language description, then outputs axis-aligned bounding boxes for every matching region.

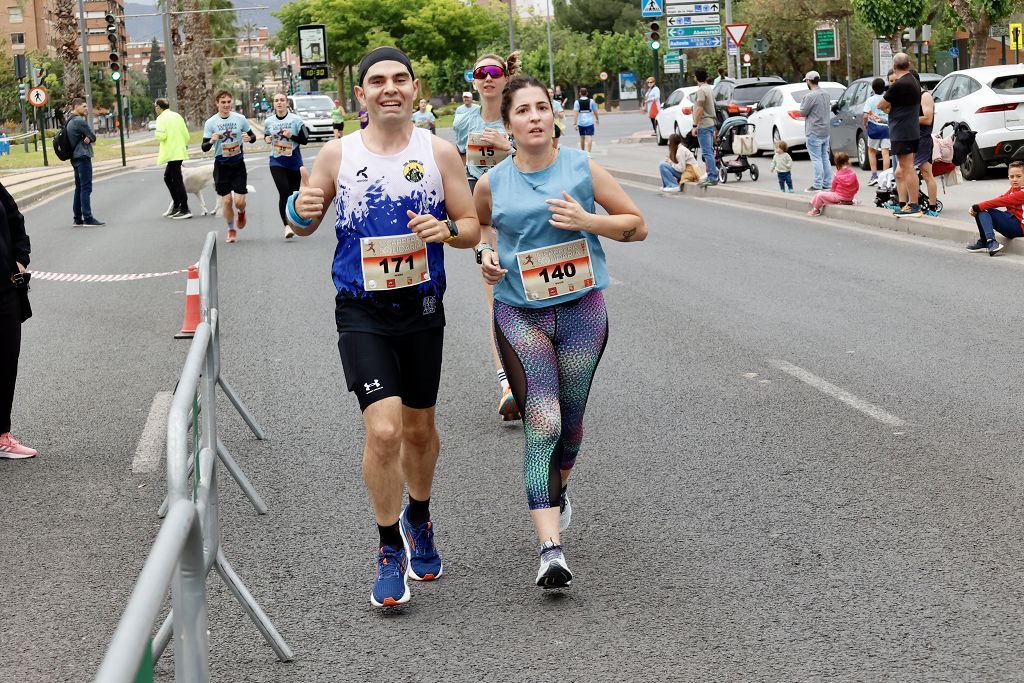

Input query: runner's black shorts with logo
[213,160,248,196]
[335,292,445,411]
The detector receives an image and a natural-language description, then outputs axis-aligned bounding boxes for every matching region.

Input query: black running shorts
[214,161,248,196]
[337,328,444,411]
[891,138,919,157]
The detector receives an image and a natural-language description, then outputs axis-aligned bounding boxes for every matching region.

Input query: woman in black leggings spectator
[0,181,34,459]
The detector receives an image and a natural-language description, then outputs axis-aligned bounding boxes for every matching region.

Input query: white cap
[804,70,820,82]
[462,91,473,99]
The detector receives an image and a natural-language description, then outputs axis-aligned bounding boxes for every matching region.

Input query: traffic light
[902,27,916,44]
[105,13,119,48]
[109,52,121,81]
[17,83,26,102]
[647,21,661,50]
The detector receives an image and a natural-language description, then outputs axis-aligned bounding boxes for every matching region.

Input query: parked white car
[655,86,699,145]
[746,82,845,152]
[931,64,1024,179]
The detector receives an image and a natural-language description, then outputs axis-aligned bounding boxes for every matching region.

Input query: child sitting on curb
[966,160,1024,256]
[659,133,702,193]
[770,140,794,192]
[807,152,859,216]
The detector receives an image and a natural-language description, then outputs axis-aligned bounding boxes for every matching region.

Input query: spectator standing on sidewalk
[807,152,860,216]
[914,71,940,216]
[643,76,661,134]
[863,78,891,186]
[879,53,922,217]
[0,180,36,459]
[65,98,104,227]
[153,98,191,219]
[800,70,833,193]
[693,69,718,187]
[966,160,1024,256]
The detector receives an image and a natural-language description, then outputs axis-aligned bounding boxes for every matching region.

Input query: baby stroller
[872,167,944,213]
[716,116,759,183]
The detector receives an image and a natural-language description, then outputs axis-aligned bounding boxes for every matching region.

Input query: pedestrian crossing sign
[642,0,663,18]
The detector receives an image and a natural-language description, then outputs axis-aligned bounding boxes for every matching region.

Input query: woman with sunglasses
[475,73,646,589]
[455,52,522,423]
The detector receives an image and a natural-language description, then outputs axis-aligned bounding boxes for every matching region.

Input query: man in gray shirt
[692,68,718,186]
[800,70,833,192]
[65,97,104,226]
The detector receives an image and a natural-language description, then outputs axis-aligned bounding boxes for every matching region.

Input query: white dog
[166,164,256,217]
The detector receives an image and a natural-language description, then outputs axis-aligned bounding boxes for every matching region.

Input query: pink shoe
[807,209,821,216]
[236,210,246,230]
[226,228,237,243]
[0,432,37,459]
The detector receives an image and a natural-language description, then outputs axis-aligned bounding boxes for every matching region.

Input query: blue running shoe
[401,506,443,581]
[370,542,410,608]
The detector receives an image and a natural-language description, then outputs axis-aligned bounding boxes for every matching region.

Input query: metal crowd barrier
[96,232,293,682]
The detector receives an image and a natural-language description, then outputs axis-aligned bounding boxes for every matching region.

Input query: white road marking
[609,276,625,285]
[132,391,173,473]
[767,359,907,427]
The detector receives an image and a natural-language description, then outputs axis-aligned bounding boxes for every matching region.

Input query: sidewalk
[601,132,1021,254]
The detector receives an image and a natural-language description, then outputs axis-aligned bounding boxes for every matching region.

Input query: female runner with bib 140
[475,74,647,589]
[263,92,309,240]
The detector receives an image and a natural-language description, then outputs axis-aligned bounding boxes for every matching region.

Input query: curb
[604,166,1024,256]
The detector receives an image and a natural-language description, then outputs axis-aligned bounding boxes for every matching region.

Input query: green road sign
[667,25,721,38]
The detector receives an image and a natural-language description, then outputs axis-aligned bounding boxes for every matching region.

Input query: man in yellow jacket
[154,98,192,219]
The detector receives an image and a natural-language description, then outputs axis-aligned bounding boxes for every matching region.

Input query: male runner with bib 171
[289,46,481,608]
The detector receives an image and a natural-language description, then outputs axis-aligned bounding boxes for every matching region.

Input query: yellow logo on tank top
[403,159,425,183]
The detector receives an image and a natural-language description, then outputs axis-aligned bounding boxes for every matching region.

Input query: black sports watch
[475,243,494,264]
[444,218,459,243]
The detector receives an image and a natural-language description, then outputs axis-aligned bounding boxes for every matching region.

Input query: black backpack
[940,121,977,166]
[52,120,73,161]
[577,97,591,112]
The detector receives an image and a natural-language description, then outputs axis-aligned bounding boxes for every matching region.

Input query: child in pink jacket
[808,152,860,216]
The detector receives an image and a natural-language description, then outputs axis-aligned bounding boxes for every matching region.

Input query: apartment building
[0,0,128,68]
[126,39,161,71]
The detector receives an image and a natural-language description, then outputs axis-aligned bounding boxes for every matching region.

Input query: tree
[947,0,1017,67]
[552,0,640,34]
[50,0,84,103]
[146,38,166,99]
[851,0,927,52]
[175,0,214,126]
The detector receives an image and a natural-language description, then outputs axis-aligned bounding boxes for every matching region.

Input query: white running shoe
[559,496,572,533]
[660,186,680,193]
[284,226,295,239]
[535,539,572,589]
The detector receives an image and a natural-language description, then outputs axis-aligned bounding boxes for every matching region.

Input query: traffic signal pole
[115,76,126,167]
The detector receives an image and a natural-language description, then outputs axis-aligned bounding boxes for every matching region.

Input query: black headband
[358,47,414,86]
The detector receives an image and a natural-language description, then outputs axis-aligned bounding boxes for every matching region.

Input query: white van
[287,94,335,141]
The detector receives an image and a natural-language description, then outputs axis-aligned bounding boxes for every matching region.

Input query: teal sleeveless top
[490,147,609,309]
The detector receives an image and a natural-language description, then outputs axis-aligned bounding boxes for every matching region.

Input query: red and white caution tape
[29,267,190,283]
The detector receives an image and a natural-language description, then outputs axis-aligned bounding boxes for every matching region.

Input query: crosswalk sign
[642,0,663,18]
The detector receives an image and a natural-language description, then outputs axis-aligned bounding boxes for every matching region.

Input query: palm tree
[50,0,83,102]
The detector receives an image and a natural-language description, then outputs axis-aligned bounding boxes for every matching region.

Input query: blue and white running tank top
[332,127,447,301]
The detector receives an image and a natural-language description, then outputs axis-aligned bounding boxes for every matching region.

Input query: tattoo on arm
[620,227,637,242]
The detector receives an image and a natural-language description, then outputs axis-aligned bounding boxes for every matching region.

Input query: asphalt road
[3,143,1024,682]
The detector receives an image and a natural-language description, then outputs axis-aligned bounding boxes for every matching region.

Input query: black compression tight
[270,165,302,225]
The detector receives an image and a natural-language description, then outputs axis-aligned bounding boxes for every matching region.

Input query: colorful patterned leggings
[493,289,609,510]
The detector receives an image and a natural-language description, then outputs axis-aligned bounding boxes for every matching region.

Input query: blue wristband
[286,191,312,228]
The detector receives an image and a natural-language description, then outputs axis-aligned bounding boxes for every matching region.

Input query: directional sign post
[667,14,718,25]
[666,2,720,16]
[668,36,722,49]
[667,25,721,38]
[663,51,681,74]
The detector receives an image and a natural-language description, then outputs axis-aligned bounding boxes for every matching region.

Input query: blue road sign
[667,25,721,38]
[642,0,664,18]
[948,47,959,58]
[464,70,474,83]
[668,36,722,49]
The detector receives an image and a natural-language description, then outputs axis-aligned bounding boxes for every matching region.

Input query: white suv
[932,65,1024,179]
[287,94,335,142]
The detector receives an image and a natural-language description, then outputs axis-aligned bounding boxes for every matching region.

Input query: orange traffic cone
[174,265,200,339]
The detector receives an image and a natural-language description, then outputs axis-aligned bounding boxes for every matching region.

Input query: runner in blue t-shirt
[202,90,256,243]
[263,92,309,239]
